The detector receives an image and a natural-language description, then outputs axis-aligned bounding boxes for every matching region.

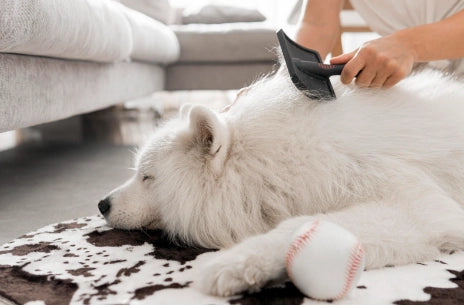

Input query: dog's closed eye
[142,175,154,182]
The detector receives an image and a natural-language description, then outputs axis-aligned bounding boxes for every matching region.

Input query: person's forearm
[295,23,341,60]
[295,0,345,60]
[393,9,464,63]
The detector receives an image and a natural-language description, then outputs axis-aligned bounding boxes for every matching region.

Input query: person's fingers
[370,57,398,88]
[339,54,365,85]
[382,73,404,88]
[380,61,411,88]
[330,50,360,84]
[370,73,389,88]
[330,50,356,65]
[354,68,377,88]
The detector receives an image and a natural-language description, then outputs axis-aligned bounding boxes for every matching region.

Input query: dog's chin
[102,215,140,231]
[103,214,163,232]
[141,219,163,230]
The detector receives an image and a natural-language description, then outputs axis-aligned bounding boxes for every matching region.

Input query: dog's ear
[179,104,193,120]
[189,105,230,174]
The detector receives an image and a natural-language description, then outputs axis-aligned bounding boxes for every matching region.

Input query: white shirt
[349,0,464,74]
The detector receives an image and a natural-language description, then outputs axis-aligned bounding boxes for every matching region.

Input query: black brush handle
[294,59,344,78]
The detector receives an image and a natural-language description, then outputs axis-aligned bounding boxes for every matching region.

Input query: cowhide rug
[0,215,463,305]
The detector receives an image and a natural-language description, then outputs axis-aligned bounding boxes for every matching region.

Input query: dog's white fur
[103,67,464,296]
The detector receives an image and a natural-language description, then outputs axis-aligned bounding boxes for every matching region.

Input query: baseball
[285,219,365,300]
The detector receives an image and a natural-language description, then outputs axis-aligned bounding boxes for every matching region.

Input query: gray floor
[0,141,134,244]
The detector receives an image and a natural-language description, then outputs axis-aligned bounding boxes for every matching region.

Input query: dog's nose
[98,197,111,215]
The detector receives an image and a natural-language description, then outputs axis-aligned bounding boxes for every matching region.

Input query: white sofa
[0,0,278,132]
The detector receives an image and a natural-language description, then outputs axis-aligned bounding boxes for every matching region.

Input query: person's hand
[330,34,418,88]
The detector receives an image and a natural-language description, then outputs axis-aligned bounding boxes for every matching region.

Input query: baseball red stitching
[285,219,320,280]
[335,241,364,300]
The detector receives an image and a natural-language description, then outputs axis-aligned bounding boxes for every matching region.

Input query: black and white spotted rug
[0,215,463,305]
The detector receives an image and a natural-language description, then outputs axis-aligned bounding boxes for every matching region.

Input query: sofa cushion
[171,22,278,63]
[0,53,165,132]
[166,62,277,90]
[0,0,132,62]
[118,0,176,24]
[182,4,266,24]
[121,7,179,63]
[0,0,179,64]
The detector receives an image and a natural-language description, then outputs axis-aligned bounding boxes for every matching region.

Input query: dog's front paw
[194,237,287,297]
[196,250,272,296]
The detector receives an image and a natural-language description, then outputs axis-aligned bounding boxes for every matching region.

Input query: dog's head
[99,104,237,247]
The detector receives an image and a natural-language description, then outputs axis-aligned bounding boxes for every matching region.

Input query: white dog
[99,66,464,296]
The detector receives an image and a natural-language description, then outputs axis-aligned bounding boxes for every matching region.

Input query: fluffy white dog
[99,66,464,296]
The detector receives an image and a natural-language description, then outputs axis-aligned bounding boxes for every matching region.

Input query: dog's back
[224,69,464,215]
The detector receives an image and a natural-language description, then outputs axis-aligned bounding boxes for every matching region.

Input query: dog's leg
[195,215,310,296]
[197,188,464,297]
